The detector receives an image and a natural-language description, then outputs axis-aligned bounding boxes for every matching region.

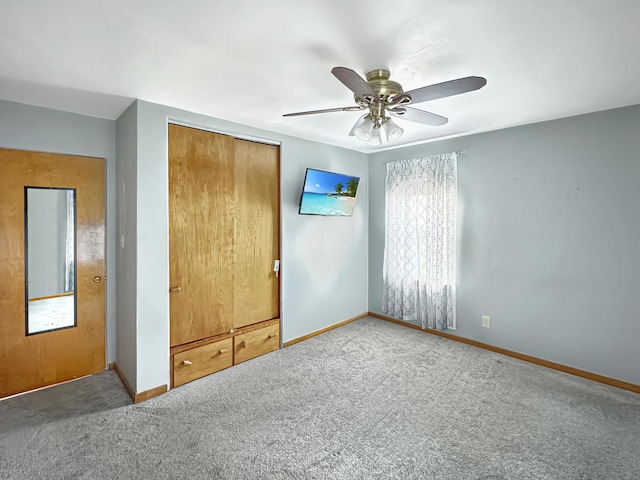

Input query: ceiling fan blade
[388,107,448,126]
[331,67,380,102]
[283,106,365,117]
[399,76,487,104]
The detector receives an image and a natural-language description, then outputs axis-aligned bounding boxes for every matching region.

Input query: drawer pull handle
[182,360,192,366]
[239,340,246,348]
[219,348,229,354]
[169,286,181,293]
[268,333,276,338]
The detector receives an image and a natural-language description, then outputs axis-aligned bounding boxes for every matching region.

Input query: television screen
[299,168,360,216]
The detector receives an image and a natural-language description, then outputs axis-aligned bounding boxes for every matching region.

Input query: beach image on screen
[299,169,360,216]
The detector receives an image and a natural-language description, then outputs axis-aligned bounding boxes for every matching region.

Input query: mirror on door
[25,187,77,335]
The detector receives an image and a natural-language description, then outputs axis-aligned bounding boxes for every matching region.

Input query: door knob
[93,276,102,283]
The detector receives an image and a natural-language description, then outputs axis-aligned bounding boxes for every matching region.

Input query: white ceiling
[1,0,639,153]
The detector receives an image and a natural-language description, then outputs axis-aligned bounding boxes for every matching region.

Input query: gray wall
[0,100,117,363]
[115,102,138,389]
[27,188,68,298]
[123,100,368,392]
[369,104,640,385]
[281,140,368,341]
[9,95,636,391]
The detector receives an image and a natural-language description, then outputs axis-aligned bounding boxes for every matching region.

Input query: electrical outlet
[482,315,491,328]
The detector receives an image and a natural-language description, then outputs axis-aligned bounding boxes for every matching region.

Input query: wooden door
[169,125,280,347]
[169,125,235,346]
[0,148,106,399]
[233,139,280,328]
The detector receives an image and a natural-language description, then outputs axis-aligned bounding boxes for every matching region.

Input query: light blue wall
[126,100,368,392]
[0,99,118,363]
[8,95,637,391]
[115,102,138,389]
[281,140,368,340]
[368,104,640,385]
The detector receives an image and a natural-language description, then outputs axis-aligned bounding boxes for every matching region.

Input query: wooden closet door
[233,139,280,328]
[169,125,235,346]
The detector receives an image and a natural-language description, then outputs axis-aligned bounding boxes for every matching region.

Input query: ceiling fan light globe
[383,118,404,142]
[350,115,374,141]
[366,126,383,146]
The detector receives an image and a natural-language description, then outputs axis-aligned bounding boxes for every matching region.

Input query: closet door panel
[233,139,279,329]
[169,125,235,346]
[233,140,279,217]
[233,216,279,327]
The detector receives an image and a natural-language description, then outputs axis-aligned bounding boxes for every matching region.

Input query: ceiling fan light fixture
[383,117,404,142]
[349,114,374,141]
[366,125,383,146]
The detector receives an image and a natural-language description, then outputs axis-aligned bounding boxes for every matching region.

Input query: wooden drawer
[234,323,279,364]
[173,338,233,387]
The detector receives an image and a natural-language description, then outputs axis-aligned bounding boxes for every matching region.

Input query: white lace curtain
[382,152,457,330]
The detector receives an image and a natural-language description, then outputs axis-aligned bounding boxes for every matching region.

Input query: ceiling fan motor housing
[354,69,403,104]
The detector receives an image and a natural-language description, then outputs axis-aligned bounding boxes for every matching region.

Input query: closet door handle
[273,259,280,278]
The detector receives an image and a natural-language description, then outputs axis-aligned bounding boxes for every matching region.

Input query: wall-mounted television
[298,168,360,216]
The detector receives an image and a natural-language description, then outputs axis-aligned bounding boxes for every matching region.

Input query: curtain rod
[383,151,464,164]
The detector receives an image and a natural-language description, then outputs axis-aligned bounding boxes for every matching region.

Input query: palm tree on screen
[347,178,358,196]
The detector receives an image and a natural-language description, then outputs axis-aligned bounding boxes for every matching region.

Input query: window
[382,152,457,330]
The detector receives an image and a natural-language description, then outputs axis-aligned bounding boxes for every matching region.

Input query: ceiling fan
[283,67,487,146]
